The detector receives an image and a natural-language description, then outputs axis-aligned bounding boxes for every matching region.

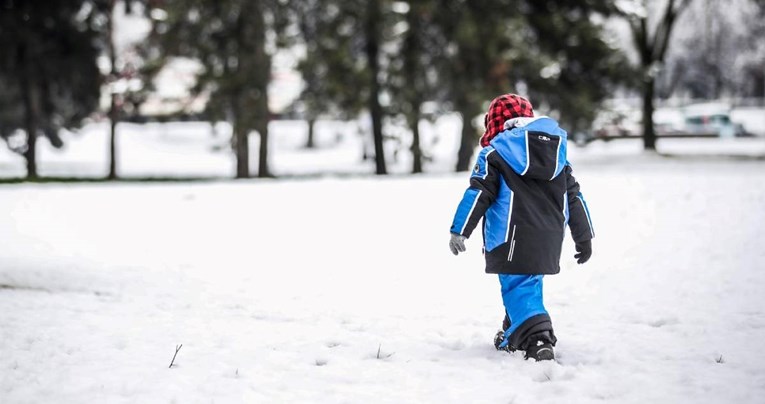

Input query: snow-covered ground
[0,117,466,178]
[2,122,765,403]
[2,114,765,179]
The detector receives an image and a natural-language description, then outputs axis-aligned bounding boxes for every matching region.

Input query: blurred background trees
[387,0,446,174]
[0,0,102,179]
[621,0,693,150]
[1,0,764,179]
[153,0,286,178]
[660,0,765,100]
[286,0,369,151]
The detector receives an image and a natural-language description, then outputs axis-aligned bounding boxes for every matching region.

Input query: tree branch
[654,0,692,62]
[631,16,651,66]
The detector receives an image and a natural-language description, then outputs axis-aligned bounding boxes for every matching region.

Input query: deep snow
[2,119,765,403]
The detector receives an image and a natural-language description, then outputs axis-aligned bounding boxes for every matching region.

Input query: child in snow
[449,94,594,361]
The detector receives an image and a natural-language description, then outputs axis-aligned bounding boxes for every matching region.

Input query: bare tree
[621,0,693,150]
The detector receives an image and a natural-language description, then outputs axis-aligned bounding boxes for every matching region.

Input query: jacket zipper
[507,225,517,261]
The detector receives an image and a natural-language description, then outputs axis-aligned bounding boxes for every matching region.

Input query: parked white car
[681,103,748,137]
[683,112,747,137]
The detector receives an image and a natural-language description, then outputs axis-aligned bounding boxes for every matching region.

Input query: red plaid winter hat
[480,94,534,147]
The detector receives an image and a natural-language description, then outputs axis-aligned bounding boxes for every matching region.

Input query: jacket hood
[489,116,568,181]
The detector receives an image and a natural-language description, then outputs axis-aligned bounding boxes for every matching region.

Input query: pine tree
[434,0,630,171]
[288,0,369,149]
[518,1,633,135]
[89,0,134,180]
[87,0,168,180]
[387,0,447,173]
[291,0,630,173]
[363,0,385,174]
[0,0,101,179]
[155,0,278,178]
[433,0,519,171]
[288,0,389,174]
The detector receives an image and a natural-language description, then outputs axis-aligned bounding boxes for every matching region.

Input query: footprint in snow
[648,317,680,328]
[438,340,466,351]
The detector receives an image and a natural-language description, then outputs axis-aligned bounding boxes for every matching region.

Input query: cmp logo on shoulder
[473,164,480,174]
[538,135,551,142]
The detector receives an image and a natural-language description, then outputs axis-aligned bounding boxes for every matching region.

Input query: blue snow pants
[498,274,548,348]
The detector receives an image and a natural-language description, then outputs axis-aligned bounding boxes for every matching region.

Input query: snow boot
[524,339,555,361]
[494,314,513,352]
[494,330,511,352]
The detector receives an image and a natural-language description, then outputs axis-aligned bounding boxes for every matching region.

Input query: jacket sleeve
[565,164,594,242]
[450,148,501,238]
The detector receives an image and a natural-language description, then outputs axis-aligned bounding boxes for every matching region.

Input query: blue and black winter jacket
[450,116,594,275]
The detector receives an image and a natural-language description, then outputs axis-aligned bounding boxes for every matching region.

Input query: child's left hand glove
[575,240,592,264]
[449,233,467,256]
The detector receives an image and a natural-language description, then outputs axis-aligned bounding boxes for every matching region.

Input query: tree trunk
[633,0,689,151]
[755,72,765,99]
[19,43,38,179]
[366,0,387,175]
[107,0,118,180]
[402,5,423,174]
[642,76,657,151]
[108,111,118,179]
[455,95,478,171]
[456,118,476,171]
[21,77,39,180]
[256,119,270,178]
[234,127,250,178]
[251,0,271,178]
[232,95,249,179]
[408,113,422,174]
[306,117,316,149]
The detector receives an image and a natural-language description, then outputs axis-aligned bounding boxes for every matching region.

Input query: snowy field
[2,121,765,403]
[0,119,466,178]
[1,115,765,178]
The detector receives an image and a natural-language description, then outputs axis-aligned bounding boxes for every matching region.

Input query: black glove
[449,233,467,256]
[574,240,592,264]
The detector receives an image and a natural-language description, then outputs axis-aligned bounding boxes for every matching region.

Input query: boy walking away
[448,94,594,361]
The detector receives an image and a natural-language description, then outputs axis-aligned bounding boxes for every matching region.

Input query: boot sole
[531,347,555,361]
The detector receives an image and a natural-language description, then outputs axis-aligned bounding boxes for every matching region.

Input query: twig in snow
[716,355,724,364]
[169,344,183,368]
[376,343,395,360]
